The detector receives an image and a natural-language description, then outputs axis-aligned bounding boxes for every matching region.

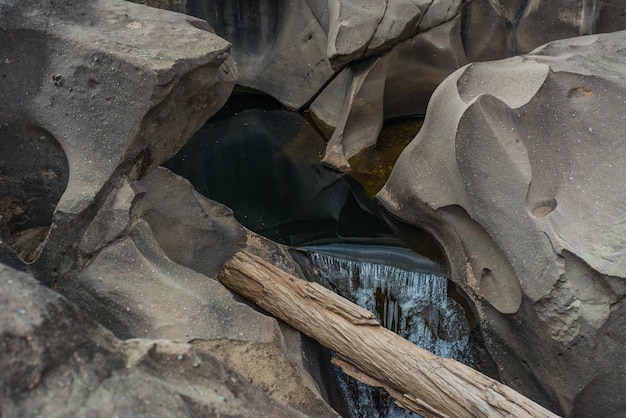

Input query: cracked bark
[219,250,562,418]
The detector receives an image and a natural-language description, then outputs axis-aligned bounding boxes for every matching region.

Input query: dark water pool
[164,93,423,249]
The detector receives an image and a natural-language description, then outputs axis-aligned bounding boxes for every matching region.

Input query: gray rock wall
[0,1,340,416]
[378,31,626,416]
[0,0,235,270]
[182,0,626,170]
[0,263,308,417]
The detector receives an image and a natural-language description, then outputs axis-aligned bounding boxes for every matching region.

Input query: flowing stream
[300,244,475,418]
[165,93,479,417]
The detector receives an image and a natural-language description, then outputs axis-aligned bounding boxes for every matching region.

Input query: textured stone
[322,57,388,170]
[314,16,468,169]
[325,1,387,68]
[188,0,334,110]
[128,0,187,13]
[368,0,432,51]
[1,2,338,416]
[378,31,626,416]
[0,263,306,417]
[193,337,339,418]
[57,167,339,416]
[166,1,626,171]
[0,0,235,268]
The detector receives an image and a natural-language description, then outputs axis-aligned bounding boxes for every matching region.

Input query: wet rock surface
[378,31,626,416]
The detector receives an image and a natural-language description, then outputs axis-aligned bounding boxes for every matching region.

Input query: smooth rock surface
[1,2,339,416]
[188,0,335,110]
[315,16,468,169]
[58,167,340,417]
[149,1,626,170]
[378,31,626,417]
[321,0,626,169]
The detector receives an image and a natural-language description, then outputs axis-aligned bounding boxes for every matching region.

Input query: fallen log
[218,250,561,418]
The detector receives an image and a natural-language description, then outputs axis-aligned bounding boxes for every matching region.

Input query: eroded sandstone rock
[145,1,625,171]
[187,0,335,110]
[319,0,626,170]
[314,17,468,169]
[1,2,339,416]
[378,31,626,416]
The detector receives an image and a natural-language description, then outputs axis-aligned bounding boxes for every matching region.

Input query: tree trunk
[218,250,561,418]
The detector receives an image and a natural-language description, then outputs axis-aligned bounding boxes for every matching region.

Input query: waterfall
[303,244,475,417]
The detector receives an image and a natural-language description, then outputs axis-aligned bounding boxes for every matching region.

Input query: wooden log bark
[218,250,561,418]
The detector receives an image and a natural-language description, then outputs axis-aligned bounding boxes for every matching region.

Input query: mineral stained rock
[378,31,626,417]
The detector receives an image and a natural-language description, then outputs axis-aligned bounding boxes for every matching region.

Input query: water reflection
[164,93,478,418]
[164,94,400,246]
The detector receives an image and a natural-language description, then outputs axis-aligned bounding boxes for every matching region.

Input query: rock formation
[2,0,626,417]
[58,167,340,417]
[0,263,309,417]
[181,0,626,170]
[378,31,626,417]
[0,0,235,271]
[1,1,339,416]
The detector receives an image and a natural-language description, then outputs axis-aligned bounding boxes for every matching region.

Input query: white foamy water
[305,245,475,418]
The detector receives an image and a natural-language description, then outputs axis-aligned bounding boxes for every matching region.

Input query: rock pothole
[531,199,557,218]
[0,124,69,262]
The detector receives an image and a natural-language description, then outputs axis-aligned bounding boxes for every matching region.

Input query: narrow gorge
[1,1,625,417]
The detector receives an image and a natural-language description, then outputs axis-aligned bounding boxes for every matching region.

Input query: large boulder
[315,0,626,170]
[0,262,307,417]
[0,1,340,416]
[58,167,341,417]
[0,0,235,272]
[187,0,334,109]
[378,31,626,417]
